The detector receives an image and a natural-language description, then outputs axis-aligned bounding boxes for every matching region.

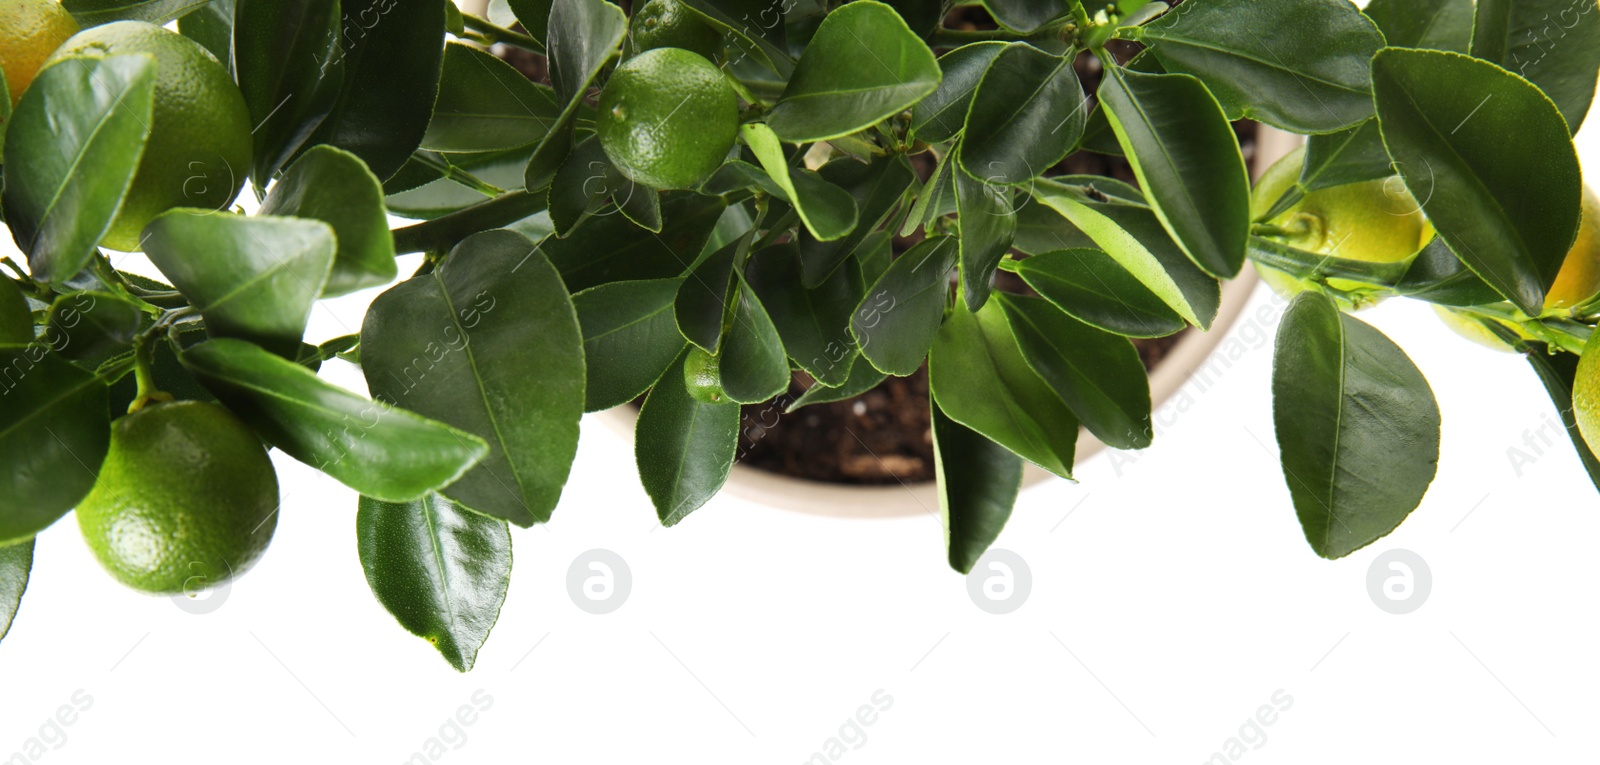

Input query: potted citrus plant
[2,0,1597,672]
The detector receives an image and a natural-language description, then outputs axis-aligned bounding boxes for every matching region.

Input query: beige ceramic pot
[599,126,1304,517]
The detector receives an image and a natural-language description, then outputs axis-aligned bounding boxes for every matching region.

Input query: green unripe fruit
[76,400,279,595]
[631,0,723,62]
[683,346,727,404]
[596,47,737,190]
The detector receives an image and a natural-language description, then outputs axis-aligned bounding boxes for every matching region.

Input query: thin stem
[1456,302,1591,355]
[128,333,174,413]
[461,14,544,53]
[410,152,506,197]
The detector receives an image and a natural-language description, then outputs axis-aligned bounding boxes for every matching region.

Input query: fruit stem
[724,73,765,108]
[460,14,544,54]
[128,333,174,414]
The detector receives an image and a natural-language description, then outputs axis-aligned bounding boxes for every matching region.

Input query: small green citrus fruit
[596,47,736,190]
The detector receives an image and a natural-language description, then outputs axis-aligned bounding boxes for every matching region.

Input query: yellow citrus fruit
[76,401,278,595]
[1251,146,1431,298]
[631,0,724,62]
[1431,304,1532,353]
[1576,329,1600,455]
[683,346,726,404]
[48,21,252,252]
[0,0,77,108]
[1544,184,1600,311]
[596,47,736,190]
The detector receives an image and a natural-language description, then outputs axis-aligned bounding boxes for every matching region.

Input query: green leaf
[852,235,956,377]
[0,347,110,545]
[306,0,447,181]
[746,242,863,386]
[740,123,859,242]
[1515,340,1600,494]
[182,338,488,502]
[62,0,208,25]
[933,401,1021,574]
[959,43,1086,187]
[910,42,1007,144]
[981,0,1074,34]
[179,0,236,70]
[1299,119,1393,193]
[547,192,726,292]
[1030,177,1221,328]
[636,349,739,525]
[387,148,533,220]
[0,280,31,344]
[522,0,628,190]
[998,293,1151,450]
[1365,0,1473,52]
[1470,0,1600,132]
[719,278,790,404]
[1394,236,1502,306]
[574,278,685,412]
[797,155,914,287]
[506,0,555,43]
[764,0,941,143]
[676,0,794,77]
[142,212,335,355]
[106,325,218,414]
[929,297,1077,478]
[1272,291,1440,559]
[1012,195,1094,255]
[906,148,958,236]
[424,43,561,154]
[2,55,154,284]
[42,291,144,367]
[786,359,887,412]
[233,0,344,187]
[1098,67,1250,279]
[548,136,613,236]
[259,145,397,296]
[675,231,745,354]
[1371,47,1583,316]
[1015,248,1185,339]
[362,230,585,527]
[0,539,33,645]
[357,493,510,672]
[1140,0,1384,133]
[954,165,1016,312]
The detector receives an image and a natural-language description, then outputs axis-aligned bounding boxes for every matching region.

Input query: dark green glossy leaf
[719,278,789,403]
[2,55,154,284]
[523,0,628,190]
[998,293,1150,450]
[1471,0,1600,132]
[234,0,343,186]
[362,230,585,527]
[765,0,941,143]
[306,0,447,181]
[1394,236,1502,306]
[179,0,236,70]
[1372,47,1582,315]
[1515,340,1600,494]
[1299,120,1392,193]
[856,229,893,286]
[0,347,110,545]
[742,123,858,241]
[143,212,335,355]
[1365,0,1473,52]
[636,349,739,525]
[547,192,726,292]
[797,155,914,287]
[0,539,32,645]
[747,242,863,386]
[954,165,1015,312]
[910,42,1006,144]
[904,148,957,235]
[980,0,1073,34]
[959,43,1085,187]
[506,0,554,43]
[1016,248,1185,339]
[259,145,396,296]
[676,0,793,77]
[422,43,562,154]
[573,278,685,411]
[786,359,887,412]
[853,235,956,376]
[42,291,143,367]
[1272,291,1440,559]
[387,148,531,220]
[929,297,1077,478]
[675,231,744,353]
[1141,0,1384,133]
[183,338,488,502]
[62,0,209,25]
[933,401,1020,574]
[549,136,615,236]
[1098,67,1249,279]
[1012,196,1094,255]
[358,493,510,672]
[1030,177,1221,328]
[0,281,31,344]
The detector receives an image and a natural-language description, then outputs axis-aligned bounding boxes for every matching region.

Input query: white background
[6,15,1600,765]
